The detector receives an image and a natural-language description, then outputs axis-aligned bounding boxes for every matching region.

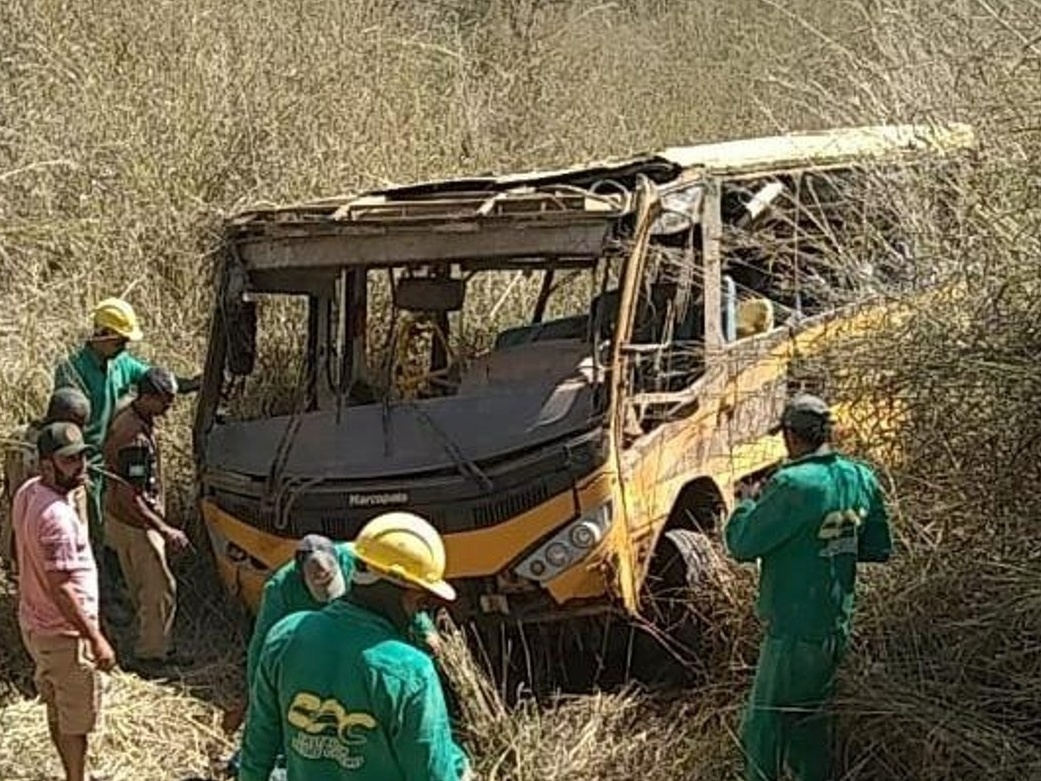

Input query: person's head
[345,511,454,630]
[36,421,91,493]
[295,534,347,603]
[43,387,92,428]
[135,367,178,419]
[771,393,833,458]
[88,297,143,359]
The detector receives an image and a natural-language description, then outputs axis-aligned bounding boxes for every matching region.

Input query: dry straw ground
[2,0,1041,779]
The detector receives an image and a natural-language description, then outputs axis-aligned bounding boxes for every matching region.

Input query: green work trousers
[742,631,848,781]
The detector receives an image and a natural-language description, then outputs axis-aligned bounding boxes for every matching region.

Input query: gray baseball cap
[295,534,346,603]
[769,393,832,435]
[139,367,178,398]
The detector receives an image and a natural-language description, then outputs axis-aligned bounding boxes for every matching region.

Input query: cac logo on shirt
[817,508,866,558]
[287,692,377,770]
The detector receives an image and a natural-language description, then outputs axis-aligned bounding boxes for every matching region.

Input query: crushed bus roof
[228,123,975,224]
[224,122,976,275]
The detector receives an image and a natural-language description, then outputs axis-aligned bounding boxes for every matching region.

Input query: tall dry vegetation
[2,0,1040,780]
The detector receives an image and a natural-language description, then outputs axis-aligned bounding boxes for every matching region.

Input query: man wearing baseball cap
[3,388,93,573]
[103,367,193,673]
[240,512,470,781]
[12,421,116,781]
[724,393,893,781]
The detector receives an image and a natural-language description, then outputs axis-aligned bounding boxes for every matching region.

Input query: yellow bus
[193,123,975,671]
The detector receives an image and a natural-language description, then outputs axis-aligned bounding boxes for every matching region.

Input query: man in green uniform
[53,297,200,545]
[53,298,201,629]
[724,393,892,781]
[225,535,442,739]
[240,512,471,781]
[246,534,441,689]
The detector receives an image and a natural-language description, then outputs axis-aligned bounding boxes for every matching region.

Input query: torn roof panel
[225,123,976,228]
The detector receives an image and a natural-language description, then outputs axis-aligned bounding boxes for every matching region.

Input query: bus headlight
[545,542,571,568]
[514,503,613,583]
[569,520,602,549]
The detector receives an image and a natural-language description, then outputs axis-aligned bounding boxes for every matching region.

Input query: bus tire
[631,529,714,688]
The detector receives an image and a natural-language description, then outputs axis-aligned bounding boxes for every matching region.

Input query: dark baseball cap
[139,367,178,398]
[769,393,832,435]
[37,421,93,459]
[45,388,91,424]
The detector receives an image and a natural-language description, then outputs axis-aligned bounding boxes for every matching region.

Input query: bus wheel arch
[628,478,726,687]
[664,477,726,534]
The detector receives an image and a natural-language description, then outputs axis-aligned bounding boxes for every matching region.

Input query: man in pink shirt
[13,421,116,781]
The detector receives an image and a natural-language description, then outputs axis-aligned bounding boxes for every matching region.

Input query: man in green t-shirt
[53,297,200,542]
[53,297,201,630]
[725,394,892,781]
[240,514,470,781]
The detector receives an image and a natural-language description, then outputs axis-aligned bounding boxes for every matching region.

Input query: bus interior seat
[592,283,702,344]
[493,314,589,350]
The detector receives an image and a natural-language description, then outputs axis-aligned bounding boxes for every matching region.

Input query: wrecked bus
[193,123,976,654]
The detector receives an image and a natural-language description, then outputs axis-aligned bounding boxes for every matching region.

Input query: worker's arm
[123,353,152,384]
[45,570,116,671]
[175,374,203,394]
[857,468,893,563]
[53,359,87,395]
[113,350,199,394]
[394,664,471,781]
[239,629,287,781]
[105,437,188,549]
[246,582,286,689]
[724,472,803,562]
[408,611,442,656]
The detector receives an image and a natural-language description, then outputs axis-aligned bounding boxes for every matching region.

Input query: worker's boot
[127,648,195,678]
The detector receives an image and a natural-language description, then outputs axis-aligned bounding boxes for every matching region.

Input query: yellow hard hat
[348,511,456,601]
[92,297,144,341]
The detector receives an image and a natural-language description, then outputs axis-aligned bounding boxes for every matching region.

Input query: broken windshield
[217,254,625,427]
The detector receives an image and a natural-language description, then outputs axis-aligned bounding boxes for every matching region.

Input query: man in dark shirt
[102,368,192,672]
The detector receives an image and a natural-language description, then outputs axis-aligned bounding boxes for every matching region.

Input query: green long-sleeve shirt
[54,346,152,531]
[240,600,469,781]
[724,447,892,640]
[246,543,437,688]
[54,346,152,450]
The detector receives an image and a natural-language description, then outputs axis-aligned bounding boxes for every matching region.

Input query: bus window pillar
[701,179,724,356]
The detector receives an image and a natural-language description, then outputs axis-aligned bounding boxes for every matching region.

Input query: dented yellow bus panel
[195,122,976,625]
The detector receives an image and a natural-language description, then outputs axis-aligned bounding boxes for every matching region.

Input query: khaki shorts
[22,630,102,735]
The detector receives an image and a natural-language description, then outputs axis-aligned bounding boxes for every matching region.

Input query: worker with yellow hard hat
[240,512,472,781]
[52,297,201,627]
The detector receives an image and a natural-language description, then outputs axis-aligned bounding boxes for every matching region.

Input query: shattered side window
[721,167,925,324]
[221,294,310,421]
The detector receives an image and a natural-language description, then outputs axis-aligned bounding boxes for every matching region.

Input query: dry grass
[0,671,231,781]
[3,0,1041,779]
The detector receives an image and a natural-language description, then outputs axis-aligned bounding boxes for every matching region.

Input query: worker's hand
[222,701,246,735]
[161,525,191,553]
[90,632,117,672]
[424,631,443,658]
[737,479,763,502]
